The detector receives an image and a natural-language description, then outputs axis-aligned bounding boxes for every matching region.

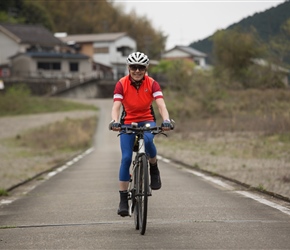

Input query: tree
[0,0,54,30]
[213,27,265,77]
[21,0,54,30]
[151,59,195,91]
[35,0,166,59]
[268,18,290,66]
[0,0,25,23]
[212,27,287,89]
[212,27,268,88]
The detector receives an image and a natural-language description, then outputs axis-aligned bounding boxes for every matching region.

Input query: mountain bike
[119,122,172,235]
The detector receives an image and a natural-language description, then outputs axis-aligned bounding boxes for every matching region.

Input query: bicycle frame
[128,132,150,216]
[115,122,172,235]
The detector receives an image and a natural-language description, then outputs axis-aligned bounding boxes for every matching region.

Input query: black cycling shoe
[117,191,129,217]
[150,162,162,190]
[150,172,162,190]
[117,203,129,217]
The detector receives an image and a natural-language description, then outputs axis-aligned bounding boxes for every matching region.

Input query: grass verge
[0,85,97,117]
[0,116,97,195]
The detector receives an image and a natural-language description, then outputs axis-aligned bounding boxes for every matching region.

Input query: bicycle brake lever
[118,129,133,136]
[152,131,167,136]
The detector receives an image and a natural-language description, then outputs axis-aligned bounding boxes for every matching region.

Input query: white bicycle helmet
[126,52,149,66]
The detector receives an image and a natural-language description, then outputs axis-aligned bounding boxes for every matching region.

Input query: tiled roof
[0,23,63,46]
[169,45,207,57]
[61,32,127,43]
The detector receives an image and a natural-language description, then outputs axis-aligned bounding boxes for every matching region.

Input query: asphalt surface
[1,99,290,249]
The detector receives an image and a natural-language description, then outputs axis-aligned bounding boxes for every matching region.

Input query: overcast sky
[116,0,285,50]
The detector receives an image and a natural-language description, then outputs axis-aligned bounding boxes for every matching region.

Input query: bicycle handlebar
[120,124,164,135]
[109,120,174,135]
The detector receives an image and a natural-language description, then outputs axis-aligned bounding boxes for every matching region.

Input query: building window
[94,47,109,53]
[70,62,79,72]
[38,62,61,70]
[117,46,132,57]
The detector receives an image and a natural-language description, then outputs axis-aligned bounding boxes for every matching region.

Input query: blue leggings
[119,121,157,181]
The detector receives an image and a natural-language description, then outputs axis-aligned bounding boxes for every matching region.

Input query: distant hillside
[190,1,290,65]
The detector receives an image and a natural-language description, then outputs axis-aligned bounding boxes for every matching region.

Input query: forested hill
[190,1,290,64]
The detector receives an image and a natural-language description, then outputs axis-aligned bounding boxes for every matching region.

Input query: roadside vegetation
[154,71,290,161]
[151,57,290,198]
[150,26,290,197]
[0,86,97,195]
[0,85,97,116]
[151,26,290,165]
[5,117,97,154]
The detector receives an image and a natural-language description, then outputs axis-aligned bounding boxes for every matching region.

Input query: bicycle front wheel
[133,165,139,230]
[136,154,149,235]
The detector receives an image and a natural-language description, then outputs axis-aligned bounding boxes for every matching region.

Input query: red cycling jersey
[113,75,164,124]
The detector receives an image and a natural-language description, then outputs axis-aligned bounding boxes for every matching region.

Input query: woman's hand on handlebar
[109,120,121,131]
[161,119,175,131]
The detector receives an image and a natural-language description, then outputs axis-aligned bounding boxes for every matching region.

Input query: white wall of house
[162,50,189,58]
[162,49,206,68]
[11,55,32,76]
[112,36,136,63]
[93,36,136,79]
[195,57,206,68]
[0,33,19,65]
[10,55,92,78]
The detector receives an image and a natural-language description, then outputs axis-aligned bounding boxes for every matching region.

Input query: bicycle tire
[128,168,139,229]
[133,164,139,230]
[136,154,149,235]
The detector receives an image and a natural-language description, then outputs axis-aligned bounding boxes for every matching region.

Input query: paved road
[1,99,290,249]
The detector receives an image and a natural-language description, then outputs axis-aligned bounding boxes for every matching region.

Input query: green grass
[0,189,9,196]
[0,85,98,192]
[0,116,97,191]
[0,85,97,117]
[5,116,97,154]
[0,225,17,229]
[156,130,290,161]
[157,80,290,163]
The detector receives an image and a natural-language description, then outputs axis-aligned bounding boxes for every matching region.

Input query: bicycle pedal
[148,187,152,196]
[129,205,132,216]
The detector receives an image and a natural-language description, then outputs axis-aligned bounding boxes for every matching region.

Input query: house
[9,51,90,79]
[161,45,208,69]
[0,23,92,80]
[60,32,137,79]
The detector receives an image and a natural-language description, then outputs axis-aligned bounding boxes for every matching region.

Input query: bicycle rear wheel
[136,154,149,235]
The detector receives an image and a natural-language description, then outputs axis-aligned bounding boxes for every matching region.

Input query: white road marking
[0,148,95,206]
[236,191,290,216]
[157,155,171,163]
[45,148,94,180]
[183,167,290,216]
[0,199,13,205]
[0,184,37,206]
[185,169,235,190]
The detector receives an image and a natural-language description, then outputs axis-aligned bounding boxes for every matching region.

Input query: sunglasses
[129,65,147,71]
